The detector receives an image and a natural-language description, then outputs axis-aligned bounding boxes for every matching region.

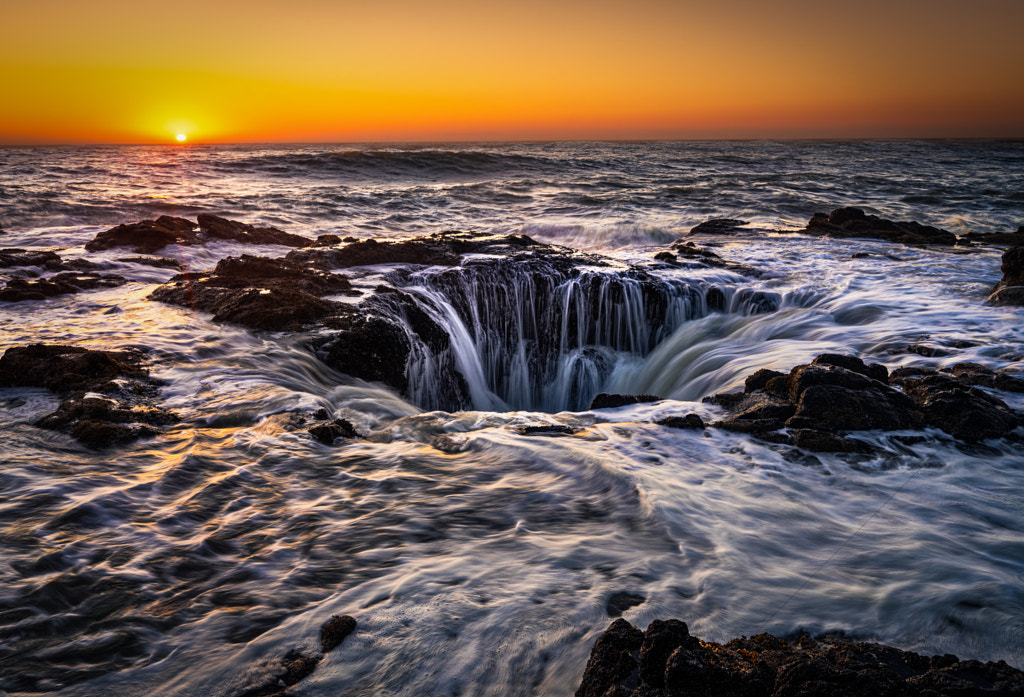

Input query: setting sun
[175,133,187,142]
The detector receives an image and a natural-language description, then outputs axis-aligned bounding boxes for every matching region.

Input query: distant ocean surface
[1,140,1023,697]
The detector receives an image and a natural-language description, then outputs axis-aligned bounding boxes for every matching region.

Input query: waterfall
[371,259,780,412]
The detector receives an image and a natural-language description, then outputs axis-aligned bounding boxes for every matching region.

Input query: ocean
[1,140,1023,696]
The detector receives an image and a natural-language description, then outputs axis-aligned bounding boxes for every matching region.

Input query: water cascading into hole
[379,259,779,413]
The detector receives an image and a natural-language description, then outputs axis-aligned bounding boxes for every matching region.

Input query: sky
[1,0,1023,144]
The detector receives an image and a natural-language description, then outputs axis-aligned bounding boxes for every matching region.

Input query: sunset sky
[2,0,1022,144]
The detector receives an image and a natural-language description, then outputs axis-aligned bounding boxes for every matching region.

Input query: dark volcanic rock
[655,414,705,430]
[590,393,662,410]
[891,371,1020,441]
[690,219,750,235]
[308,419,358,445]
[320,615,356,652]
[86,216,198,253]
[0,272,128,301]
[709,354,1021,444]
[196,213,311,248]
[0,344,176,447]
[988,246,1024,306]
[575,618,644,697]
[606,592,646,618]
[118,256,184,270]
[86,215,311,254]
[960,226,1024,246]
[285,230,550,270]
[0,248,63,269]
[805,207,958,245]
[576,620,1024,697]
[149,255,358,332]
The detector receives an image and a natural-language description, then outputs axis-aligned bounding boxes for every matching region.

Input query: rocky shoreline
[576,619,1024,697]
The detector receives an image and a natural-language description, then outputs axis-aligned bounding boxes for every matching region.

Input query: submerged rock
[590,393,662,409]
[320,614,357,652]
[960,225,1024,247]
[308,418,358,445]
[988,245,1024,306]
[708,353,1021,447]
[805,207,958,245]
[0,344,177,447]
[655,414,706,430]
[0,271,127,301]
[689,219,750,235]
[576,619,1024,697]
[85,214,311,254]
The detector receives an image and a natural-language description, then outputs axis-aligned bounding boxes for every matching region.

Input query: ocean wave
[212,148,559,180]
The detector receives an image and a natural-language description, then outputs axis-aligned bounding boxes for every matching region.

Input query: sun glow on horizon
[175,133,187,142]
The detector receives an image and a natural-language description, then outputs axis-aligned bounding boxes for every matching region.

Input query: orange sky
[2,0,1022,143]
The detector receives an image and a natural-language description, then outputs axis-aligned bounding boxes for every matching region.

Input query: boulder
[805,208,957,245]
[655,414,706,430]
[576,620,1024,697]
[891,371,1020,441]
[988,246,1024,306]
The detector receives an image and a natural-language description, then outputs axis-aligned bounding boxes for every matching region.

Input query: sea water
[0,140,1023,696]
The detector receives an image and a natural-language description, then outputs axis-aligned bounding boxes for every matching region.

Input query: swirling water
[1,140,1024,695]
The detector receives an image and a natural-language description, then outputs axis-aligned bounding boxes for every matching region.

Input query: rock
[792,429,875,454]
[606,592,646,618]
[744,368,785,393]
[947,362,1024,392]
[0,272,128,302]
[689,219,750,235]
[670,240,764,276]
[0,344,177,448]
[86,215,311,254]
[285,231,548,270]
[811,353,889,383]
[590,393,662,410]
[149,255,359,332]
[117,256,184,270]
[805,208,958,245]
[575,618,644,697]
[308,419,358,445]
[988,246,1024,306]
[196,213,311,248]
[653,251,677,264]
[576,620,1024,697]
[655,414,705,430]
[519,425,577,435]
[85,216,198,253]
[0,248,63,269]
[959,227,1024,246]
[320,615,356,652]
[891,371,1020,441]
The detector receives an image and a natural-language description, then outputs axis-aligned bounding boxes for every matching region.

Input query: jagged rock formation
[0,344,177,447]
[804,208,958,245]
[85,214,311,254]
[707,354,1021,449]
[149,231,777,412]
[576,618,1024,697]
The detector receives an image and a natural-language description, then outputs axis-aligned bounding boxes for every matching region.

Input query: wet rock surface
[149,254,360,331]
[804,207,958,245]
[707,353,1021,448]
[590,393,663,409]
[960,226,1024,247]
[988,246,1024,306]
[689,219,751,235]
[85,214,312,254]
[0,248,64,269]
[0,271,128,301]
[308,418,358,445]
[0,344,177,447]
[576,618,1024,697]
[236,615,356,697]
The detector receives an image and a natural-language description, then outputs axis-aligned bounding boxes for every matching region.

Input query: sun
[175,133,187,142]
